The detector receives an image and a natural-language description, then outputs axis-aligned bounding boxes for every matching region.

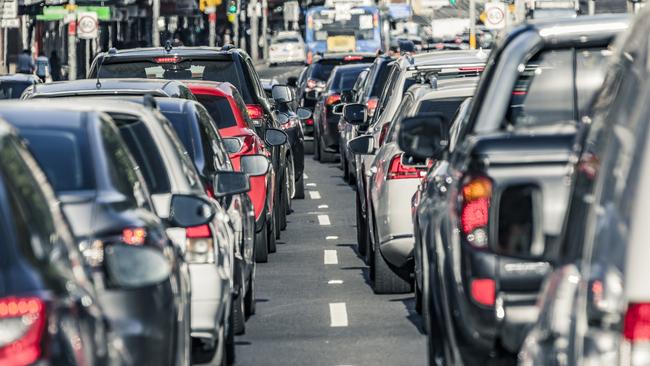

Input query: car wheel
[318,136,337,163]
[415,276,423,315]
[191,337,218,364]
[373,248,412,294]
[313,131,321,161]
[268,214,277,253]
[341,151,350,182]
[304,139,315,155]
[225,309,235,365]
[356,191,367,257]
[294,173,305,199]
[254,218,269,263]
[232,291,246,335]
[244,274,256,316]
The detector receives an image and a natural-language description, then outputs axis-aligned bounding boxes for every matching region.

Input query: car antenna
[95,48,116,89]
[143,93,158,109]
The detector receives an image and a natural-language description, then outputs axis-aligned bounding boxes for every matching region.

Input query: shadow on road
[390,296,425,335]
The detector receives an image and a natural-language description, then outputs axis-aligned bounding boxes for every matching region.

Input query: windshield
[309,8,377,41]
[0,81,31,99]
[330,68,368,92]
[273,37,301,44]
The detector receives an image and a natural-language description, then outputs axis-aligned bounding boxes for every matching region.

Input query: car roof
[395,49,491,69]
[0,74,40,83]
[96,46,244,59]
[526,14,629,45]
[332,63,372,73]
[410,77,479,101]
[314,52,377,62]
[0,101,92,129]
[29,78,181,97]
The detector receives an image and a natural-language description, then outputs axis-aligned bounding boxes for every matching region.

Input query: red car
[187,81,279,263]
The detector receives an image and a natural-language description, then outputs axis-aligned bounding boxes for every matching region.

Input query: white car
[269,32,306,65]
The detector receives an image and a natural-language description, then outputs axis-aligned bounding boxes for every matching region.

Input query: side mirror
[488,183,546,261]
[105,245,171,288]
[397,113,448,160]
[265,128,288,146]
[169,194,215,228]
[240,154,270,176]
[348,135,374,155]
[340,90,354,103]
[287,76,298,87]
[272,85,293,103]
[214,171,250,198]
[305,90,319,101]
[276,113,290,124]
[332,104,345,116]
[223,137,243,154]
[297,107,312,120]
[343,103,367,125]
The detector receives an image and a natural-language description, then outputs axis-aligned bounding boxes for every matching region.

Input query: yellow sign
[327,36,356,53]
[200,0,222,12]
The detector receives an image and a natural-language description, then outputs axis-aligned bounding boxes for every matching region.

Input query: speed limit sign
[484,2,506,30]
[77,12,98,39]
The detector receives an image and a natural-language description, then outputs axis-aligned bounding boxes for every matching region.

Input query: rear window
[98,59,252,102]
[330,69,367,92]
[21,128,95,192]
[418,98,465,121]
[195,94,238,129]
[273,38,301,44]
[310,58,372,81]
[0,81,31,99]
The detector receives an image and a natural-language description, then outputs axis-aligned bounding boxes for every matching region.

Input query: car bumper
[189,263,227,340]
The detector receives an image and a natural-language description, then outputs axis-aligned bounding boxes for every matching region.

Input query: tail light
[460,176,492,248]
[122,228,147,246]
[154,56,180,63]
[0,297,46,365]
[325,94,341,106]
[344,55,363,61]
[623,303,650,366]
[305,118,314,126]
[470,278,495,306]
[366,97,379,117]
[387,154,426,180]
[186,224,215,263]
[246,104,265,125]
[307,51,313,65]
[281,117,299,130]
[378,123,390,146]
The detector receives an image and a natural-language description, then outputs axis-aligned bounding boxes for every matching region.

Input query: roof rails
[413,63,485,89]
[407,62,486,72]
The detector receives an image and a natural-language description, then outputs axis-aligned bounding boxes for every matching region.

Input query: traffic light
[449,0,456,5]
[227,0,237,14]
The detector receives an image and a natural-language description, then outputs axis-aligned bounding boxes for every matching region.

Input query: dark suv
[88,45,290,240]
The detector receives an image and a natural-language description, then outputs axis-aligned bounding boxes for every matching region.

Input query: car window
[386,95,414,143]
[273,37,301,44]
[370,61,392,97]
[195,94,238,129]
[0,81,31,99]
[449,98,472,152]
[196,104,232,170]
[418,98,466,121]
[231,88,256,129]
[100,122,149,209]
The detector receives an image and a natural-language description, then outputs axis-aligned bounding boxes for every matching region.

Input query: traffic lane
[256,64,304,83]
[229,161,426,366]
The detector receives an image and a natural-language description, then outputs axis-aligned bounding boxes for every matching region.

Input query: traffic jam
[0,0,648,365]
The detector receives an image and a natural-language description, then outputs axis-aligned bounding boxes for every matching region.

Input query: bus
[305,2,382,63]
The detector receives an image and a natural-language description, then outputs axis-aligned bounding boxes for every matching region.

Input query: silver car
[269,31,306,65]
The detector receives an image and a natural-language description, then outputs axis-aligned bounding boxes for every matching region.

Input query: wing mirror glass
[240,154,270,176]
[348,135,374,155]
[223,137,243,154]
[265,128,288,146]
[272,85,293,103]
[397,113,448,160]
[214,171,250,198]
[169,194,215,228]
[105,245,171,288]
[297,107,312,120]
[343,103,367,125]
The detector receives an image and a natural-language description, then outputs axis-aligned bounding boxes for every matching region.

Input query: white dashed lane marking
[318,214,331,226]
[329,303,349,327]
[326,236,339,240]
[309,191,322,199]
[324,249,338,264]
[306,183,317,187]
[318,204,329,209]
[328,280,344,285]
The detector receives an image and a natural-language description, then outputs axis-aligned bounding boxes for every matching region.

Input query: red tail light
[460,177,492,248]
[0,297,46,365]
[305,118,314,126]
[470,279,495,306]
[387,154,426,180]
[187,224,211,238]
[325,94,341,106]
[122,228,147,246]
[378,123,390,146]
[186,224,215,263]
[344,55,363,61]
[625,303,650,341]
[154,56,180,63]
[366,97,379,117]
[307,51,313,65]
[459,66,485,72]
[206,184,215,198]
[246,104,264,121]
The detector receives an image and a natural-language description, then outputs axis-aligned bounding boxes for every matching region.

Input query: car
[21,78,196,99]
[350,77,478,295]
[88,45,291,243]
[0,101,199,366]
[0,117,113,366]
[337,67,370,183]
[313,63,371,162]
[186,81,288,261]
[0,74,42,99]
[269,31,306,65]
[396,15,629,365]
[490,11,648,365]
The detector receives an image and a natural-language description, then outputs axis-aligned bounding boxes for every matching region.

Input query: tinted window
[155,113,203,191]
[418,98,465,121]
[116,117,172,195]
[370,62,392,97]
[195,94,238,128]
[273,38,301,44]
[0,81,31,99]
[20,127,95,192]
[311,59,373,82]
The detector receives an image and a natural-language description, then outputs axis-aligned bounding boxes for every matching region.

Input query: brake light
[460,176,492,248]
[154,56,180,63]
[325,94,341,106]
[366,97,379,117]
[307,51,313,65]
[0,297,46,365]
[378,122,390,146]
[122,228,147,246]
[344,55,363,61]
[470,279,495,306]
[387,154,425,180]
[459,66,484,72]
[305,118,314,126]
[186,224,215,263]
[246,104,264,121]
[373,13,379,27]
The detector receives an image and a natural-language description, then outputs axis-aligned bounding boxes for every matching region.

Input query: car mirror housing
[297,107,312,120]
[397,113,449,160]
[265,128,288,146]
[276,113,290,124]
[213,171,250,198]
[343,103,367,125]
[272,85,293,103]
[169,194,215,228]
[240,154,270,176]
[348,135,374,155]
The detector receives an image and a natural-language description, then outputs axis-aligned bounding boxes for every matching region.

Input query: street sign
[0,18,19,28]
[484,2,506,29]
[77,12,98,39]
[0,0,17,20]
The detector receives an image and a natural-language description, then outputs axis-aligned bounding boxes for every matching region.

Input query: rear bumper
[189,263,227,339]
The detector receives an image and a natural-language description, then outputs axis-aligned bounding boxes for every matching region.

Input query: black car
[87,45,290,241]
[0,74,42,99]
[22,78,196,100]
[397,15,629,365]
[0,118,112,366]
[0,101,207,366]
[313,63,371,162]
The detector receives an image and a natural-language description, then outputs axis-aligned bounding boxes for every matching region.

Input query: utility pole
[67,1,77,80]
[250,0,259,60]
[588,0,595,14]
[261,0,268,60]
[152,0,160,46]
[469,0,476,49]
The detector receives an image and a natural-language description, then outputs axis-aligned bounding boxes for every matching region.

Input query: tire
[254,219,269,263]
[191,338,217,365]
[304,140,315,155]
[318,135,337,163]
[232,292,246,335]
[341,151,350,182]
[415,279,423,315]
[225,309,235,365]
[313,131,321,161]
[294,174,305,199]
[373,247,412,294]
[268,215,277,253]
[244,275,256,316]
[356,191,367,258]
